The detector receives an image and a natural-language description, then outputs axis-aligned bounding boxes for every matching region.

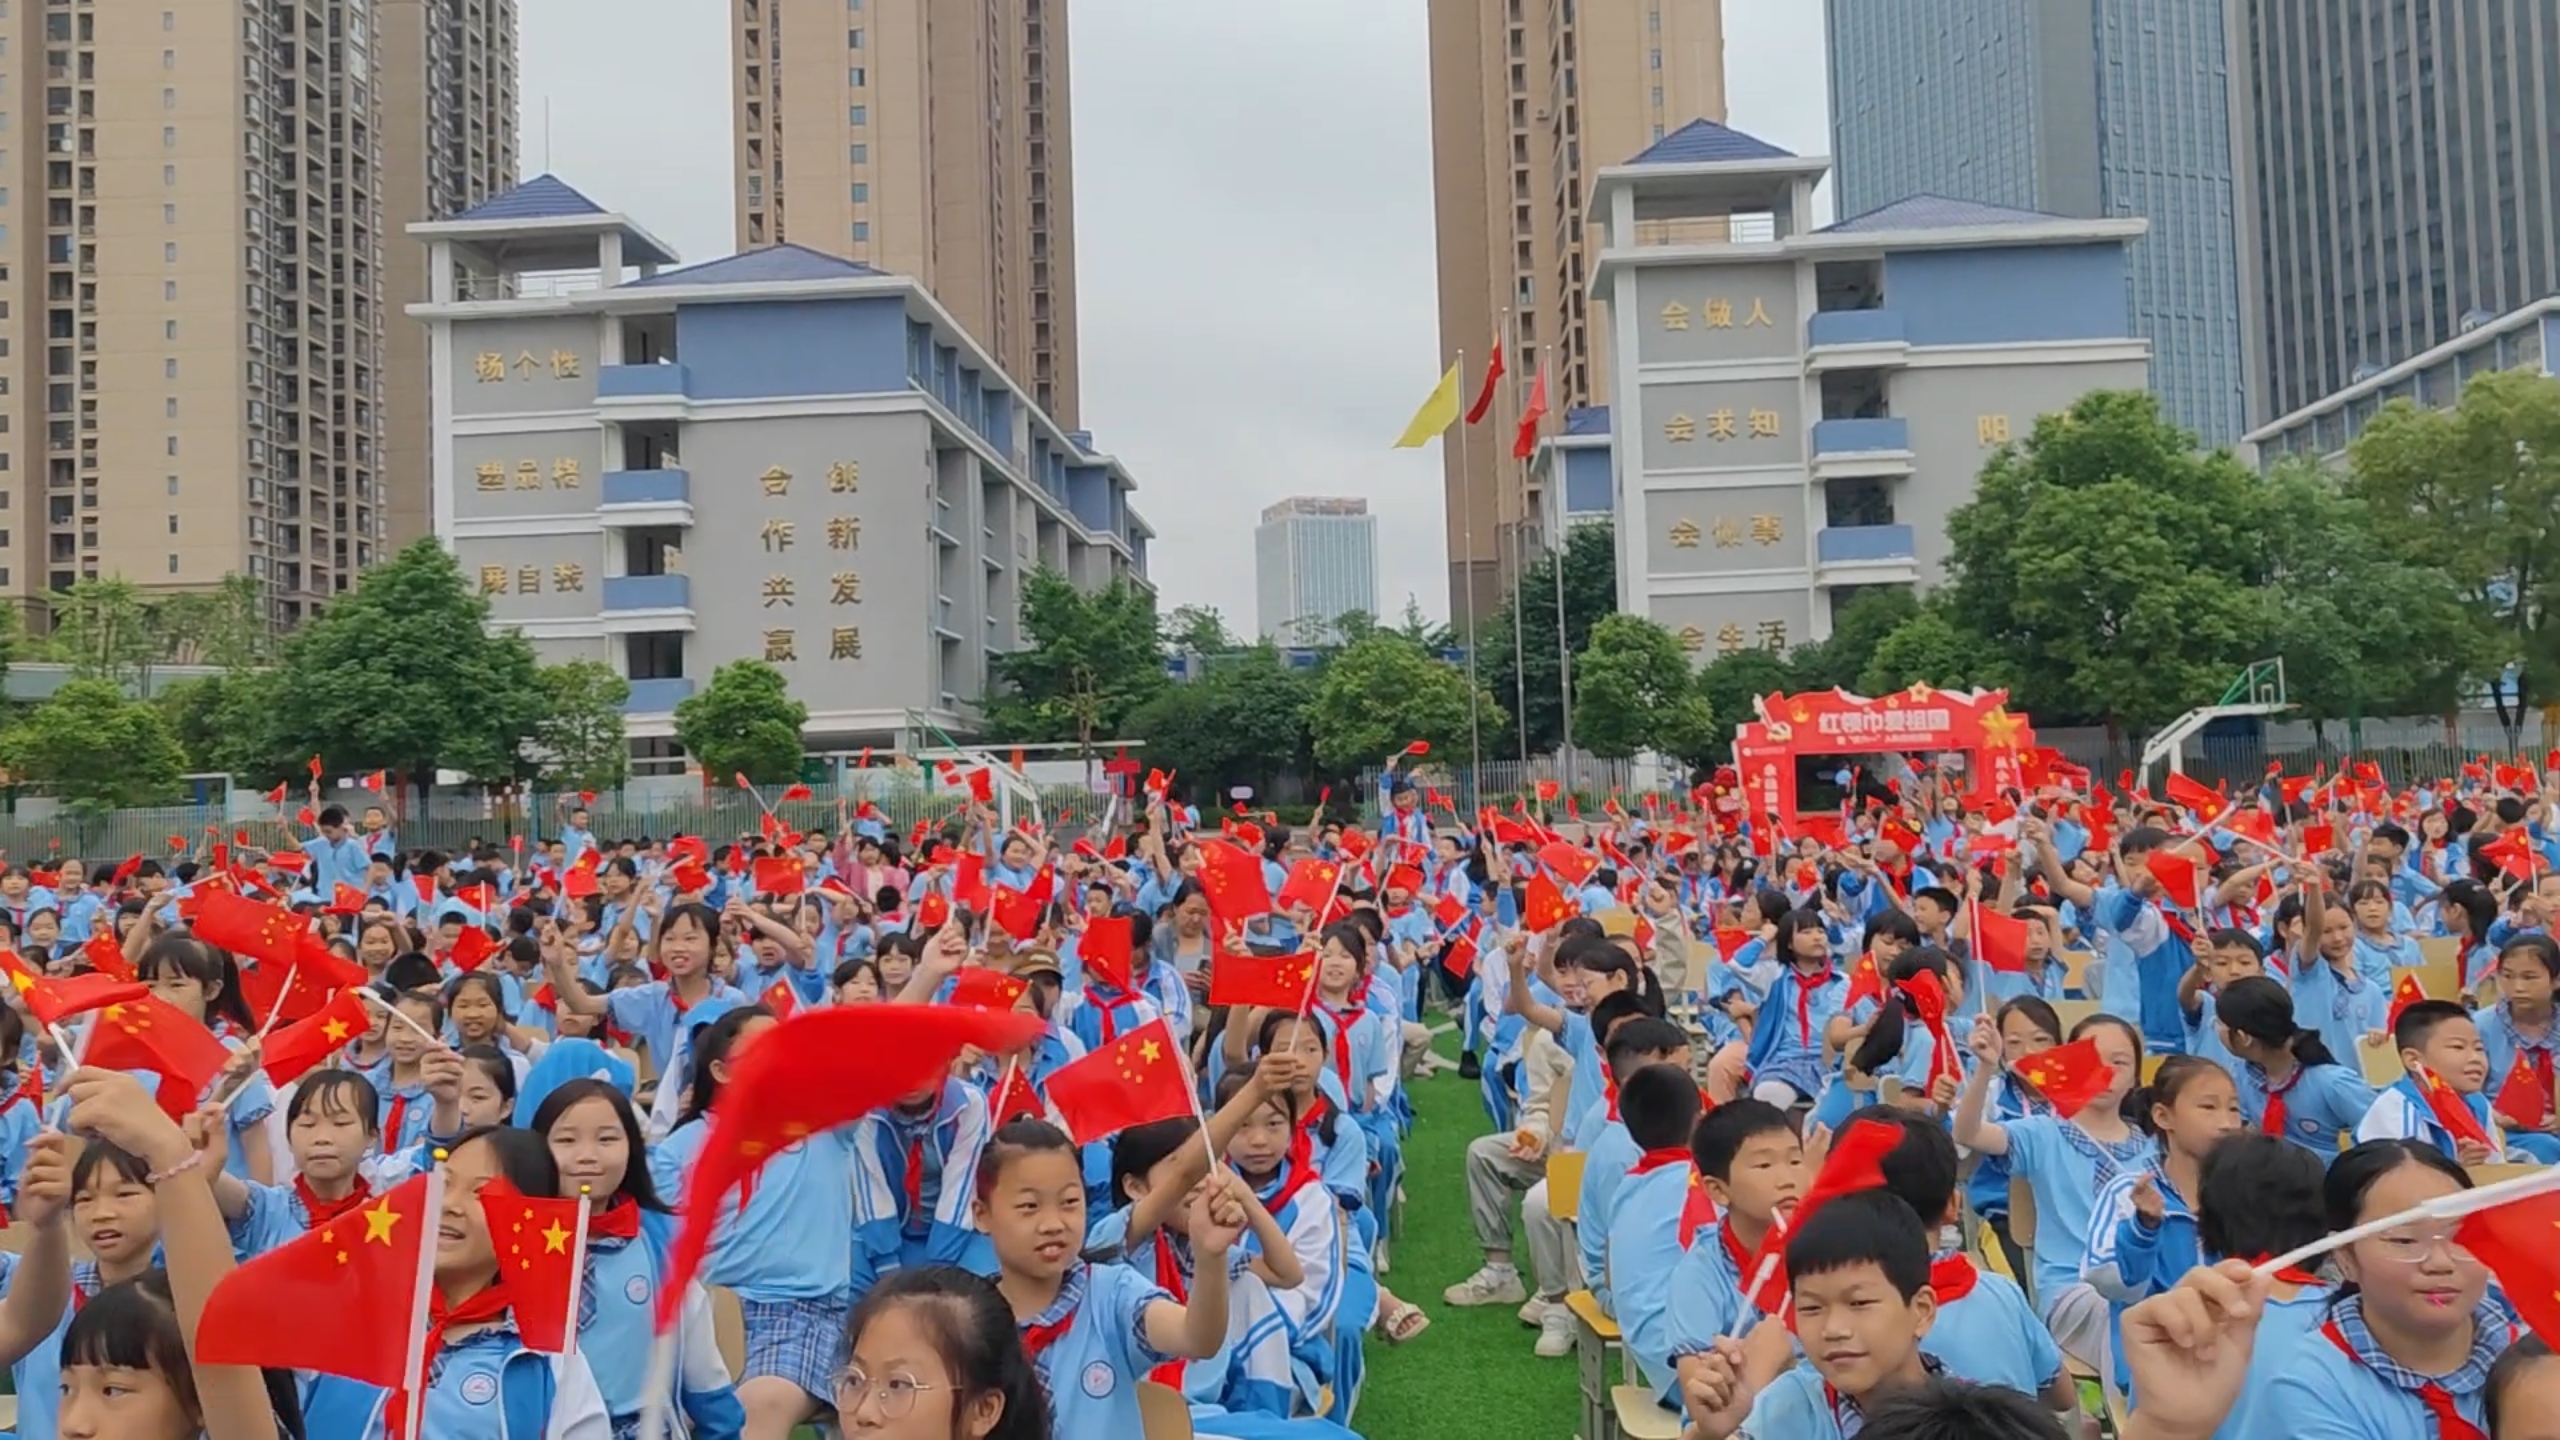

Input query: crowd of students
[4,742,2560,1440]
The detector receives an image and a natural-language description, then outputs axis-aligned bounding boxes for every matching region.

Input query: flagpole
[360,986,447,1049]
[400,1165,447,1440]
[1455,342,1485,814]
[565,1188,592,1360]
[1503,311,1530,772]
[1540,344,1575,800]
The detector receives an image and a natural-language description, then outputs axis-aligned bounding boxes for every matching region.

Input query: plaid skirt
[740,1294,853,1402]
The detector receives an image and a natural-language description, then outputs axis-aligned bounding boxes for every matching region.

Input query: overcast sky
[518,1,1831,634]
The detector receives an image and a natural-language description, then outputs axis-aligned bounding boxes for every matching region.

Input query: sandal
[1377,1299,1431,1344]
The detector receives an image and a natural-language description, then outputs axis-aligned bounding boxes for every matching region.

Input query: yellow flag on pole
[1392,364,1463,449]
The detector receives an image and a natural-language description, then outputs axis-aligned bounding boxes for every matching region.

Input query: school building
[1563,120,2152,663]
[405,176,1152,764]
[2240,296,2560,470]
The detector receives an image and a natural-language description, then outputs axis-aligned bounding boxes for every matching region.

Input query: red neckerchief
[1895,975,1960,1094]
[1021,1285,1083,1365]
[1090,983,1140,1044]
[1147,1234,1190,1389]
[1721,1222,1779,1315]
[589,1197,643,1243]
[384,1091,413,1150]
[2262,1062,2304,1138]
[2321,1318,2488,1440]
[293,1174,373,1228]
[388,1280,516,1440]
[1604,1077,1620,1122]
[1929,1253,1979,1304]
[1628,1146,1690,1176]
[1677,1171,1719,1250]
[1325,1003,1362,1093]
[1794,964,1833,1045]
[2248,1255,2324,1286]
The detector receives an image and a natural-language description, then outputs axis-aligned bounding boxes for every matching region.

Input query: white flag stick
[2254,1160,2560,1277]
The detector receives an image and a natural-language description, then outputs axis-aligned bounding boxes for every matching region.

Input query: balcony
[1805,309,1909,372]
[622,676,696,714]
[597,467,693,531]
[1816,524,1916,565]
[595,363,689,399]
[601,572,690,612]
[1810,417,1908,455]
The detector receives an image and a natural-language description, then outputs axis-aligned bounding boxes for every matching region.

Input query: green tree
[2348,368,2560,734]
[673,660,807,785]
[528,660,632,791]
[157,670,290,777]
[1785,588,1920,693]
[154,574,273,670]
[1306,635,1505,773]
[982,571,1165,750]
[1126,646,1314,800]
[1695,646,1796,757]
[1573,614,1717,763]
[4,677,187,808]
[258,539,545,788]
[48,577,158,684]
[1164,604,1236,656]
[1483,522,1618,754]
[1939,391,2265,732]
[1858,600,2012,697]
[1390,596,1456,651]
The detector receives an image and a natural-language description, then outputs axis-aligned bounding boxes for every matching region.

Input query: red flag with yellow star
[0,950,146,1030]
[2012,1036,2115,1120]
[197,1171,439,1386]
[1043,1017,1194,1144]
[659,1002,1045,1330]
[1522,872,1578,933]
[1208,951,1317,1010]
[2456,1187,2560,1349]
[1196,839,1273,924]
[183,887,311,967]
[80,994,234,1119]
[481,1177,586,1354]
[257,988,371,1086]
[1276,857,1344,914]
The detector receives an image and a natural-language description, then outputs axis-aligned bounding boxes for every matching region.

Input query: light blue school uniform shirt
[581,1222,747,1435]
[2091,881,2194,1052]
[2353,931,2427,977]
[1743,963,1849,1100]
[2000,1114,2158,1317]
[1554,1010,1606,1149]
[2260,1292,2505,1440]
[1923,1259,2063,1396]
[302,833,373,895]
[313,1325,611,1440]
[1664,1218,1763,1367]
[0,1248,77,1440]
[2233,1057,2375,1162]
[1736,1358,1946,1440]
[849,1079,996,1289]
[1605,1162,1694,1407]
[651,1120,856,1303]
[2213,1282,2335,1440]
[1023,1262,1176,1440]
[2084,1165,2199,1305]
[1574,1115,1638,1313]
[603,978,746,1075]
[2289,957,2393,1074]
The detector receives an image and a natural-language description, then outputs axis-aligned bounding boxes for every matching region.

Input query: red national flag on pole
[752,856,805,897]
[1275,858,1343,914]
[0,951,146,1030]
[1464,330,1506,424]
[185,888,311,968]
[1973,906,2031,976]
[1843,950,1888,1011]
[259,988,372,1086]
[1511,357,1550,460]
[482,1178,586,1354]
[1195,840,1273,924]
[988,1061,1045,1126]
[947,968,1030,1012]
[2013,1037,2117,1120]
[2493,1052,2550,1132]
[1739,1118,1901,1312]
[83,996,235,1118]
[450,927,500,974]
[1045,1018,1195,1144]
[196,1172,438,1387]
[2413,1063,2495,1149]
[2143,849,2203,910]
[1536,840,1599,889]
[236,935,370,1030]
[1521,872,1577,933]
[2164,771,2223,815]
[1078,916,1136,995]
[2386,971,2430,1031]
[759,978,800,1021]
[990,885,1043,942]
[2456,1188,2560,1349]
[659,1004,1045,1328]
[2483,830,2540,884]
[1208,951,1317,1010]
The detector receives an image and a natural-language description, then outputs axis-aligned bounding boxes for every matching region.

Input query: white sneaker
[1443,1263,1528,1307]
[1517,1295,1557,1327]
[1374,1237,1391,1275]
[1535,1309,1576,1358]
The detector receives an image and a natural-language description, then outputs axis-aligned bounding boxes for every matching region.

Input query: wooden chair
[2471,1162,2542,1187]
[2058,950,2098,999]
[1566,1289,1624,1440]
[1137,1380,1194,1439]
[2358,1035,2404,1088]
[2397,958,2462,1006]
[1546,1150,1587,1226]
[2050,998,2099,1036]
[1612,1385,1682,1440]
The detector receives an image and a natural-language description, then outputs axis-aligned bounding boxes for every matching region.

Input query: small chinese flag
[779,784,815,803]
[306,755,324,779]
[1534,778,1561,804]
[759,978,800,1020]
[236,934,370,1029]
[450,927,500,974]
[360,770,386,793]
[1521,872,1577,933]
[483,1178,585,1355]
[1045,1018,1194,1144]
[948,968,1029,1012]
[915,892,953,932]
[82,930,136,983]
[1078,916,1135,995]
[1195,840,1274,924]
[1739,1118,1901,1313]
[670,860,713,894]
[328,884,367,916]
[197,1172,436,1387]
[2493,1052,2550,1132]
[1713,928,1757,962]
[1275,858,1343,914]
[1536,841,1600,889]
[1843,950,1888,1011]
[1974,907,2031,976]
[1442,926,1480,981]
[2414,1063,2496,1148]
[2483,830,2541,884]
[2387,971,2430,1031]
[259,988,372,1086]
[2299,822,2336,856]
[2012,1037,2116,1120]
[751,856,805,897]
[990,885,1043,942]
[2143,849,2203,910]
[1209,951,1316,1010]
[264,782,289,806]
[1403,741,1431,757]
[83,995,235,1118]
[1431,892,1466,929]
[988,1062,1045,1127]
[966,768,995,804]
[2456,1188,2560,1348]
[952,854,990,909]
[2164,772,2223,816]
[0,952,146,1030]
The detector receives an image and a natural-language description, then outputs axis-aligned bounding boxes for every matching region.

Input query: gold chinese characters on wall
[474,458,582,492]
[474,350,582,382]
[1672,620,1787,654]
[1659,297,1777,331]
[1666,513,1785,549]
[757,460,867,664]
[762,628,863,663]
[1977,415,2012,444]
[1664,408,1784,444]
[478,562,586,596]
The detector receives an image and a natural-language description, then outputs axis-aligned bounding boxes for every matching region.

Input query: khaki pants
[1401,1020,1433,1077]
[1463,1134,1580,1299]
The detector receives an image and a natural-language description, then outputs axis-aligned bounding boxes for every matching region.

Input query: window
[163,10,172,28]
[161,88,174,109]
[851,182,868,203]
[164,436,176,456]
[852,221,869,241]
[161,49,173,68]
[161,164,173,185]
[166,514,177,534]
[163,358,175,378]
[166,554,176,573]
[165,475,176,495]
[848,26,861,46]
[161,203,174,225]
[162,127,173,147]
[847,67,865,87]
[1650,48,1660,68]
[849,105,866,125]
[163,320,175,339]
[163,397,175,418]
[162,281,174,300]
[850,143,867,163]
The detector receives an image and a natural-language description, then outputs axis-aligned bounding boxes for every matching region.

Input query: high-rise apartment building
[378,0,520,548]
[0,0,506,630]
[1427,0,1727,626]
[1825,0,2249,448]
[2228,0,2560,424]
[732,0,1080,426]
[1254,497,1379,647]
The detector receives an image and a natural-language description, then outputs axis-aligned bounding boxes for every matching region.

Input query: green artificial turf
[1355,1039,1582,1440]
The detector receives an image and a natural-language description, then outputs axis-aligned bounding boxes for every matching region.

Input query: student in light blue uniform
[135,931,279,1183]
[530,1077,743,1440]
[1662,1100,1802,1379]
[2071,833,2199,1052]
[301,803,376,895]
[2476,933,2560,1162]
[2216,976,2376,1163]
[0,1127,76,1440]
[216,1071,384,1256]
[651,1005,857,1439]
[1964,995,2063,1290]
[974,1121,1241,1440]
[1741,907,1849,1104]
[832,1264,1058,1438]
[551,902,745,1072]
[2292,884,2395,1066]
[1304,923,1399,1223]
[1575,1017,1690,1317]
[2083,1056,2242,1391]
[2260,1139,2513,1440]
[852,1075,997,1289]
[1606,1065,1704,1411]
[2188,1131,2337,1440]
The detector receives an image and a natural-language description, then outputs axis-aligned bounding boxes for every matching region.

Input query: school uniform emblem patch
[626,1274,652,1304]
[1081,1360,1116,1398]
[461,1372,499,1405]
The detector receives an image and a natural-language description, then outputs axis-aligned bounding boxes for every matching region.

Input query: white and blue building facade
[1590,121,2150,660]
[406,176,1151,754]
[2242,297,2560,470]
